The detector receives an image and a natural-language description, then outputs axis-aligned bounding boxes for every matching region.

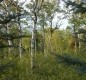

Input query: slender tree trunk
[48,33,52,53]
[48,19,53,54]
[19,37,22,58]
[35,30,37,58]
[74,31,79,53]
[30,0,44,69]
[42,14,46,58]
[74,39,77,53]
[73,25,77,53]
[78,34,81,49]
[6,25,12,54]
[31,13,37,69]
[42,26,46,57]
[18,17,22,58]
[31,23,36,69]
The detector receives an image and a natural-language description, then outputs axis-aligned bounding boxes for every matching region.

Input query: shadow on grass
[56,54,86,74]
[0,61,16,73]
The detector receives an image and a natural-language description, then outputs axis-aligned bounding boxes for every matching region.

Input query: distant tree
[76,27,86,50]
[62,0,86,52]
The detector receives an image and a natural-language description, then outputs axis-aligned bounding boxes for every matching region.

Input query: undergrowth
[0,52,86,80]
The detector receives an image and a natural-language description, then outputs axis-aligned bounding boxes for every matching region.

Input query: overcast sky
[20,0,68,29]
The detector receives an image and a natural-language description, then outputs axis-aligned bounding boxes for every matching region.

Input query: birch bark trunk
[18,17,22,58]
[30,0,44,69]
[31,22,36,69]
[6,25,12,54]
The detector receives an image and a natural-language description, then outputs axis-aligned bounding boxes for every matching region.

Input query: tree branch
[0,13,22,24]
[62,0,86,13]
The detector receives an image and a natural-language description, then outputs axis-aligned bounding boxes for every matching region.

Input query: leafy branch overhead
[0,13,22,24]
[62,0,86,13]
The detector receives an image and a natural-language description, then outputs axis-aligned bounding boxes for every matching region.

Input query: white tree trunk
[19,37,22,58]
[78,34,81,49]
[31,27,36,69]
[30,0,44,69]
[18,18,22,58]
[6,25,12,53]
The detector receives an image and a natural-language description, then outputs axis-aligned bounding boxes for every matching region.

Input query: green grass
[0,52,86,80]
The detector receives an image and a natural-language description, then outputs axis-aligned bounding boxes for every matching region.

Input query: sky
[20,0,68,29]
[53,13,68,29]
